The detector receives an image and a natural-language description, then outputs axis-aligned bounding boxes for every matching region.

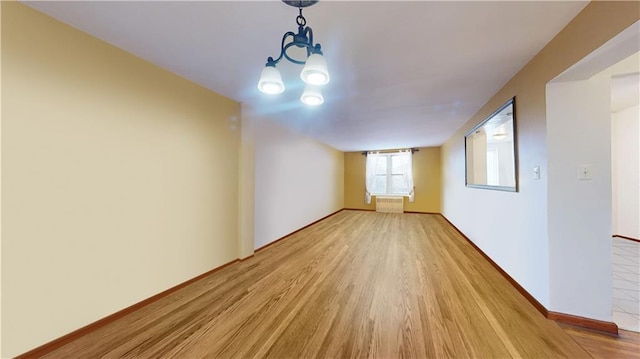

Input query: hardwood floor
[558,323,640,359]
[42,211,597,358]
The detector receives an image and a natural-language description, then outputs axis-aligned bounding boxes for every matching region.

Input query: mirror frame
[464,97,519,192]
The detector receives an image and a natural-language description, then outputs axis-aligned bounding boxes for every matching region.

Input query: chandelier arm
[267,31,297,65]
[283,41,309,65]
[303,26,313,57]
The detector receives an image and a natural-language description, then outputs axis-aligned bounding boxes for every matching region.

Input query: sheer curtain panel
[365,152,378,204]
[400,150,415,202]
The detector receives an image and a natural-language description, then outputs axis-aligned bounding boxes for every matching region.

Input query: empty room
[2,1,639,358]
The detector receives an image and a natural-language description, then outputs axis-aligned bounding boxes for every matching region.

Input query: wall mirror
[465,97,518,191]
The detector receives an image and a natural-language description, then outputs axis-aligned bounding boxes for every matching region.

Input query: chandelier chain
[296,8,306,27]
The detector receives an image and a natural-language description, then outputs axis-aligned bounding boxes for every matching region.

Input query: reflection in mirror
[465,98,517,191]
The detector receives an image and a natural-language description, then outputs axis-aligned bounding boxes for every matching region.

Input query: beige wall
[2,3,240,357]
[0,3,4,357]
[344,147,441,213]
[441,1,639,311]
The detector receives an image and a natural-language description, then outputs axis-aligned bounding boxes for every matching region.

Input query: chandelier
[257,0,330,106]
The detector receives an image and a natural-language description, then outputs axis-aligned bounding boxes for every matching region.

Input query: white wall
[441,59,552,309]
[546,53,639,321]
[238,105,256,259]
[546,76,612,320]
[442,131,550,307]
[612,105,640,239]
[254,117,344,250]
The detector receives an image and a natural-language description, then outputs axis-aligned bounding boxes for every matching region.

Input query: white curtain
[365,152,377,204]
[399,150,415,202]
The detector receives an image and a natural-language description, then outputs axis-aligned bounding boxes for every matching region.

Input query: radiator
[375,196,404,213]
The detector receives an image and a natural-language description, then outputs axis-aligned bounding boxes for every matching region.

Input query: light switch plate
[577,164,593,180]
[533,166,540,180]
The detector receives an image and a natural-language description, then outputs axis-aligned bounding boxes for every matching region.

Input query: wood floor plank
[41,211,599,358]
[557,323,640,359]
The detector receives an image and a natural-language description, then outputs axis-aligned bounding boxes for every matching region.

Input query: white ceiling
[24,0,588,152]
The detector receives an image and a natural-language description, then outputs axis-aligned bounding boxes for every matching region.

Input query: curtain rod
[361,148,419,156]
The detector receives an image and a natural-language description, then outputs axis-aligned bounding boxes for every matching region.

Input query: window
[365,150,414,203]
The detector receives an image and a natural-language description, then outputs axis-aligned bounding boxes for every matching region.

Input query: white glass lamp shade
[257,66,285,94]
[300,85,324,106]
[300,53,330,86]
